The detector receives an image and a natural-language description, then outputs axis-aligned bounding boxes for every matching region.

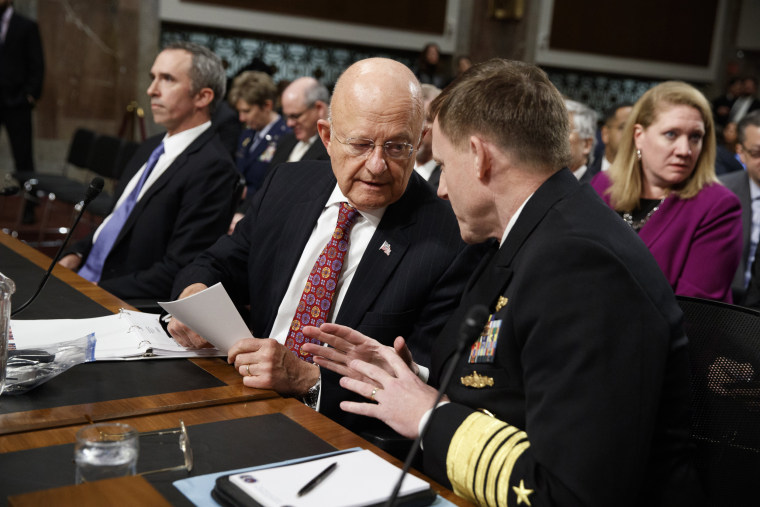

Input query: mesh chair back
[677,296,760,506]
[87,135,124,179]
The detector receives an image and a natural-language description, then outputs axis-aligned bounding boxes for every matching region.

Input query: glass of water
[74,423,139,484]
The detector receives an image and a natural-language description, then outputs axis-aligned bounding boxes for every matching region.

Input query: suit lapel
[114,128,212,246]
[335,189,415,328]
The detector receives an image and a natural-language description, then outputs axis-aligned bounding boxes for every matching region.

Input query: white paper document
[10,309,220,360]
[159,282,252,353]
[226,449,433,507]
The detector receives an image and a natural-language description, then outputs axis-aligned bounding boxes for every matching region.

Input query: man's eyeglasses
[285,104,315,122]
[333,133,415,160]
[741,144,760,160]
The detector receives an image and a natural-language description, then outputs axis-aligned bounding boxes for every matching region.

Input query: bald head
[282,76,329,141]
[331,58,424,136]
[317,58,424,211]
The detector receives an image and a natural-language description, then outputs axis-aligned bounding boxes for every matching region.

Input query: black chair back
[66,128,98,170]
[87,135,124,180]
[677,296,760,506]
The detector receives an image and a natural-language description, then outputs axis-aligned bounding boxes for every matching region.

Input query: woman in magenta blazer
[592,81,742,302]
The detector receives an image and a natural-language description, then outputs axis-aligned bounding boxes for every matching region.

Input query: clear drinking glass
[74,423,139,484]
[0,272,16,397]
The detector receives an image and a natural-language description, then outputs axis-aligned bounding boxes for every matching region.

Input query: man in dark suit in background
[725,111,760,306]
[307,59,702,506]
[0,0,44,223]
[59,42,237,301]
[588,103,633,178]
[269,77,330,167]
[168,58,480,434]
[0,0,43,177]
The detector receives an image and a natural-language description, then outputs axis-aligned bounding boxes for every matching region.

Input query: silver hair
[565,99,598,159]
[303,81,330,107]
[163,41,226,114]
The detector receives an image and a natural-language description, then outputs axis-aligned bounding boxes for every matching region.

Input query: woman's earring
[636,149,642,160]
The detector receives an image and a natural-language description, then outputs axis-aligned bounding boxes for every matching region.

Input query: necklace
[622,197,666,231]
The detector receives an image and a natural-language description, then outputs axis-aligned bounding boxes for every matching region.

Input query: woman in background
[592,81,742,302]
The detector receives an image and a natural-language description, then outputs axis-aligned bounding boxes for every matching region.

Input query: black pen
[296,461,338,497]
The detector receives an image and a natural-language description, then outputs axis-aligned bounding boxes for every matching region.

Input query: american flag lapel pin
[380,241,392,256]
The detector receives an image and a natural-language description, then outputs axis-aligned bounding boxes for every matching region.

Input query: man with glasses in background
[270,76,330,167]
[168,58,481,434]
[722,110,760,305]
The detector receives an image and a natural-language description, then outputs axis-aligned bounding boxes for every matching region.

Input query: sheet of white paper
[227,449,432,507]
[159,282,252,353]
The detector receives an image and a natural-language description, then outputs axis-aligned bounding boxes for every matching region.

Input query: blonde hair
[605,81,717,211]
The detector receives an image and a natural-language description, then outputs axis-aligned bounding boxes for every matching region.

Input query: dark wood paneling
[181,0,447,34]
[550,0,718,66]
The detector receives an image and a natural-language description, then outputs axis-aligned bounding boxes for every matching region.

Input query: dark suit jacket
[423,169,702,506]
[269,133,329,168]
[715,146,744,176]
[720,170,752,303]
[174,160,483,431]
[0,11,44,107]
[69,127,238,300]
[235,117,291,197]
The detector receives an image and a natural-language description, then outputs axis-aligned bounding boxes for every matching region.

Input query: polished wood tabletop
[1,232,278,435]
[4,397,472,506]
[1,230,129,315]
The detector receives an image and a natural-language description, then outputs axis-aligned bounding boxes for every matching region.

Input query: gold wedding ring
[370,387,378,401]
[246,364,251,376]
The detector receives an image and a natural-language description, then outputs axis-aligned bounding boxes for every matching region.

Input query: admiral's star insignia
[513,479,533,505]
[495,296,508,312]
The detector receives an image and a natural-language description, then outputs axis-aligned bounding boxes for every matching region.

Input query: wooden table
[1,232,278,435]
[0,233,470,506]
[4,397,472,506]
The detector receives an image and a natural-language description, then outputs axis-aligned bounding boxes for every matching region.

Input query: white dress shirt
[414,159,438,181]
[287,135,319,162]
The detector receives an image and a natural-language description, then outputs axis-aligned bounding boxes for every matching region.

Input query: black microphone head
[84,177,105,203]
[458,304,490,349]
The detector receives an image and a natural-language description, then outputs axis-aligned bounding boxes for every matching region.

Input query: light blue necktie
[79,142,165,283]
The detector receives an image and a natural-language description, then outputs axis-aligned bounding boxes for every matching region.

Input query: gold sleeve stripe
[447,412,530,507]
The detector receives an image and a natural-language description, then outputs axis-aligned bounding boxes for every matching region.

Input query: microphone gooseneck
[11,178,104,317]
[385,304,490,507]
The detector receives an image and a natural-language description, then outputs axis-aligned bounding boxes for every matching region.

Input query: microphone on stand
[0,186,20,196]
[11,177,104,317]
[385,304,490,507]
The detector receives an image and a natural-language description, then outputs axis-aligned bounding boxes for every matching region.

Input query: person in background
[564,99,597,183]
[414,42,448,89]
[228,77,329,233]
[269,77,330,167]
[304,59,704,506]
[592,81,742,302]
[0,0,44,223]
[723,111,760,305]
[588,103,633,178]
[228,71,290,200]
[414,84,442,188]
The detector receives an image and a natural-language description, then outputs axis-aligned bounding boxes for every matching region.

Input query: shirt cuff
[418,401,449,450]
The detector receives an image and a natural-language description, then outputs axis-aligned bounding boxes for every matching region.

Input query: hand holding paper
[160,283,253,353]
